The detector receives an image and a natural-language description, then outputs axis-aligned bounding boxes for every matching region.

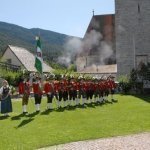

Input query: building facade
[76,14,116,75]
[1,45,53,72]
[115,0,150,75]
[76,0,150,77]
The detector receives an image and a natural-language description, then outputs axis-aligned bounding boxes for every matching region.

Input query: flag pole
[35,35,44,88]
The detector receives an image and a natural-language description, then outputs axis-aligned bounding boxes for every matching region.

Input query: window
[6,59,12,64]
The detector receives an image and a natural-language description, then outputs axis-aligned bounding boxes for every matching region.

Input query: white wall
[1,47,23,68]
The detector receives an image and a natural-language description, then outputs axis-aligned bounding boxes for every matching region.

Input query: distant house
[78,64,117,78]
[0,45,53,72]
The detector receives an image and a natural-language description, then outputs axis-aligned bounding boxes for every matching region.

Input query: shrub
[0,68,22,86]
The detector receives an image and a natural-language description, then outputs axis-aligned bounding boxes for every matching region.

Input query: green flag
[35,36,43,74]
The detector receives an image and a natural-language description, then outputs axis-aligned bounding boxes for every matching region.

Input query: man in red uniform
[68,77,77,106]
[98,79,105,103]
[53,76,60,108]
[18,77,30,114]
[62,76,69,107]
[108,76,117,102]
[88,79,94,104]
[76,78,81,105]
[44,77,54,110]
[32,76,43,112]
[93,78,99,103]
[104,78,110,102]
[79,77,86,105]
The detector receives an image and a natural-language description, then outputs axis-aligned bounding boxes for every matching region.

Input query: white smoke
[99,41,113,65]
[58,24,114,67]
[57,37,83,66]
[57,55,72,67]
[83,30,102,53]
[64,37,83,53]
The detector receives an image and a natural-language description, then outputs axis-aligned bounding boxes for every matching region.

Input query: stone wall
[76,56,103,71]
[115,0,150,76]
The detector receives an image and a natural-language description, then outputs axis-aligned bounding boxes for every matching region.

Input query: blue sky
[0,0,115,37]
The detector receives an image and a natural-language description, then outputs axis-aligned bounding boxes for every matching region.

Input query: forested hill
[0,21,76,62]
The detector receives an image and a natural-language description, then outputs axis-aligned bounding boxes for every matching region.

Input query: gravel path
[39,132,150,150]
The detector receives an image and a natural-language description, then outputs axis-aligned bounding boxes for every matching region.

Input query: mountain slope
[0,21,73,62]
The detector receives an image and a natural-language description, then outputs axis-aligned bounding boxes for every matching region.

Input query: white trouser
[99,97,103,102]
[82,98,85,105]
[57,101,61,107]
[22,105,27,112]
[67,100,71,106]
[36,104,40,111]
[47,103,52,109]
[4,113,8,116]
[75,98,79,105]
[89,99,92,103]
[64,101,67,107]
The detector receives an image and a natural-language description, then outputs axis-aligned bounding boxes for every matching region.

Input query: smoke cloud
[99,41,113,65]
[57,37,83,66]
[83,30,102,54]
[57,22,114,67]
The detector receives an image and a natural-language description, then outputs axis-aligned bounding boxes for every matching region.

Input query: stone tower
[115,0,150,76]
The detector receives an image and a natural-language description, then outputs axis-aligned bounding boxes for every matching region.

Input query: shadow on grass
[92,102,102,107]
[132,94,150,103]
[76,104,87,109]
[112,99,118,103]
[27,111,40,117]
[16,118,34,128]
[0,115,10,120]
[11,111,40,121]
[85,103,96,108]
[119,93,150,103]
[11,113,25,120]
[40,109,52,115]
[66,105,77,111]
[55,107,66,112]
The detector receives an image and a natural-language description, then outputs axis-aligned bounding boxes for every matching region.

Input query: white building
[1,45,53,72]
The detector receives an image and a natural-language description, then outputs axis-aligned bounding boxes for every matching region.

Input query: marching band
[0,73,118,116]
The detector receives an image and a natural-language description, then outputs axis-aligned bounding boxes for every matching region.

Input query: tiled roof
[8,45,53,72]
[78,64,117,74]
[84,14,115,38]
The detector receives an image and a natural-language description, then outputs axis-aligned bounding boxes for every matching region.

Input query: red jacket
[53,81,60,93]
[44,82,54,94]
[69,81,77,91]
[32,82,43,95]
[108,80,116,89]
[76,82,80,91]
[82,82,87,91]
[19,82,30,95]
[105,81,110,89]
[73,82,78,91]
[94,83,99,91]
[98,82,104,91]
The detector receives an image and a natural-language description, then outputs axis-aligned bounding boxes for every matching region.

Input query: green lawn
[0,94,150,150]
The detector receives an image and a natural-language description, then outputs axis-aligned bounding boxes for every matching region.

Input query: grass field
[0,94,150,150]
